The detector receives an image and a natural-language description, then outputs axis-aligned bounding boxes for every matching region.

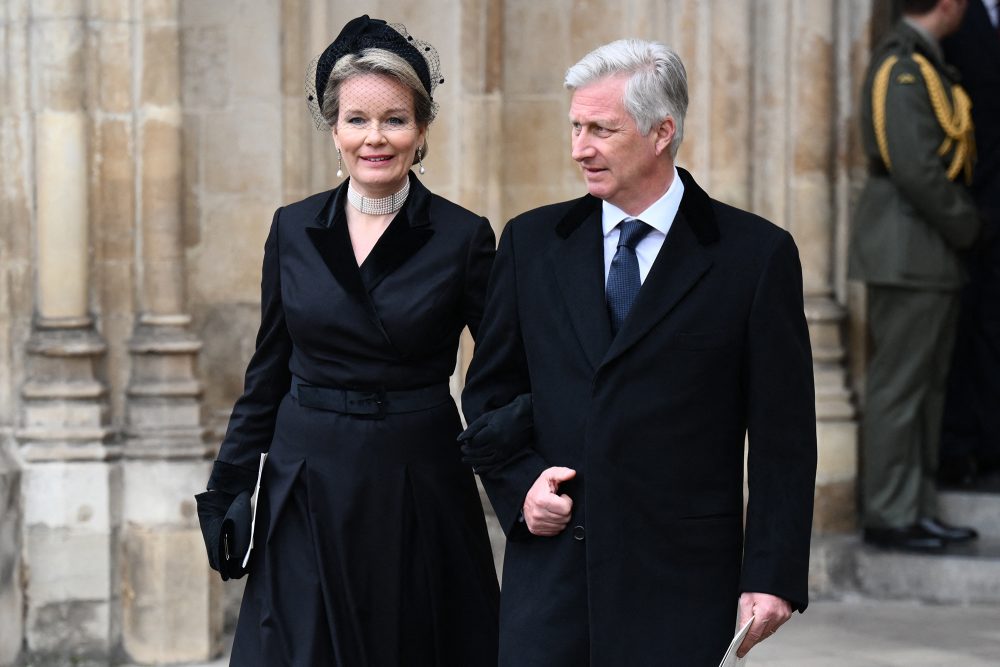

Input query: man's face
[568,76,673,213]
[942,0,969,35]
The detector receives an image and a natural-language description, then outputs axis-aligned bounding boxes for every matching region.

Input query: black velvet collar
[554,167,719,245]
[676,167,720,244]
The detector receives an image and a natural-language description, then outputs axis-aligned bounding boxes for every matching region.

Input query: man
[849,0,980,552]
[939,0,1000,487]
[462,39,817,666]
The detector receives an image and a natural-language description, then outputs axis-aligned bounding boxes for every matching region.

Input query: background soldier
[850,0,980,552]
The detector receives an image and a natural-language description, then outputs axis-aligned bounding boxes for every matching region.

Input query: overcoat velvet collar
[305,171,435,351]
[550,167,720,372]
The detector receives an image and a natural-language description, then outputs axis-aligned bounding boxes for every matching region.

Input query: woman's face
[332,73,426,198]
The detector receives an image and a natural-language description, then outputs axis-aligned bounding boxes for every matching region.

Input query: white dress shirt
[602,167,685,285]
[983,0,1000,29]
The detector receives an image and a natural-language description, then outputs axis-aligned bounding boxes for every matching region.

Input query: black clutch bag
[195,488,253,581]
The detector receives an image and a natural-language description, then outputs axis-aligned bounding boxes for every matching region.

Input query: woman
[200,15,500,666]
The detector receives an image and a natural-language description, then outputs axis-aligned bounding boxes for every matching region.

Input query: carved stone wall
[0,1,871,663]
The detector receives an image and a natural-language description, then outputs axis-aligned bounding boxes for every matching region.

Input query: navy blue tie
[607,218,652,335]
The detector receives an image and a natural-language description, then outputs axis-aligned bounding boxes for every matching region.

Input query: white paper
[241,452,268,568]
[718,615,754,667]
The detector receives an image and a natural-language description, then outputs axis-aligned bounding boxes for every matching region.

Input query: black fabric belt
[290,375,451,419]
[868,159,889,177]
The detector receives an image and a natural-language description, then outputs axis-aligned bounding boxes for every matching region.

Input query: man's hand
[522,467,576,536]
[735,592,792,658]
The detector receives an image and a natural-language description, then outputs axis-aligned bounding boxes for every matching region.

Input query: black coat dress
[208,173,500,666]
[462,169,816,666]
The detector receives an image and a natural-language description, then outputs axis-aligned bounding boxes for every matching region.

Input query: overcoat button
[573,525,585,541]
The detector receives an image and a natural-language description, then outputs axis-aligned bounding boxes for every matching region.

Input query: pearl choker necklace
[347,180,410,215]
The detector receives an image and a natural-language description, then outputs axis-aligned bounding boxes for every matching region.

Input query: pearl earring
[336,148,344,179]
[417,147,426,175]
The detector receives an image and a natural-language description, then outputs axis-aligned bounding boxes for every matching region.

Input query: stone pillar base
[22,461,119,660]
[121,523,222,663]
[806,297,858,534]
[18,327,115,462]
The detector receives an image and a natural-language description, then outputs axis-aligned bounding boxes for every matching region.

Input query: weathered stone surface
[808,534,859,597]
[179,23,230,110]
[95,21,131,113]
[503,0,571,96]
[188,196,274,305]
[30,0,86,20]
[940,491,1000,540]
[142,25,180,107]
[122,460,209,525]
[30,15,87,111]
[226,1,280,104]
[192,302,259,419]
[35,111,89,320]
[202,105,282,195]
[182,112,203,247]
[813,478,857,534]
[141,118,185,316]
[0,445,23,667]
[857,538,1000,605]
[20,462,117,657]
[23,462,115,535]
[25,526,112,604]
[121,525,220,663]
[501,98,571,189]
[26,599,112,658]
[94,118,136,262]
[141,0,179,23]
[92,0,130,22]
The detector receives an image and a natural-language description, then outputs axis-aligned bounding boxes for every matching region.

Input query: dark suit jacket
[944,0,1000,220]
[462,168,817,666]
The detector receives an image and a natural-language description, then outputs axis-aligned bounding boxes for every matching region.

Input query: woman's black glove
[196,458,260,581]
[458,393,533,474]
[195,488,253,581]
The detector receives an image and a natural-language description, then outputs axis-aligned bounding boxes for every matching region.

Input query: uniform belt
[290,375,451,419]
[868,158,889,176]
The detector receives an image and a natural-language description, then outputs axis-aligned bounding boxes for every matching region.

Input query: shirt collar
[602,167,685,237]
[984,0,1000,28]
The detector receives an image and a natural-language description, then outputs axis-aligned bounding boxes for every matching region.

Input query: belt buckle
[355,388,386,419]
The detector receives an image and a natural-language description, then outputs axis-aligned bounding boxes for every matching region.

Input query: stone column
[455,0,507,574]
[17,0,118,662]
[754,0,858,533]
[0,447,21,667]
[281,0,313,204]
[0,1,30,661]
[120,0,218,662]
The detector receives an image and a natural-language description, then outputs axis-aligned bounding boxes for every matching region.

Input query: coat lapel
[599,168,719,370]
[358,173,435,291]
[550,195,613,371]
[306,184,364,298]
[304,181,397,349]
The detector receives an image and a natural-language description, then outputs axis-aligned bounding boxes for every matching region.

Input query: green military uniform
[849,19,979,530]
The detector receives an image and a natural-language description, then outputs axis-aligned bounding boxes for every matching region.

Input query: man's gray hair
[565,39,688,158]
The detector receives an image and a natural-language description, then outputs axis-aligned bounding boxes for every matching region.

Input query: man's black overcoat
[462,168,817,666]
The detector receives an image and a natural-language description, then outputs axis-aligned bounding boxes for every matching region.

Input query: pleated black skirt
[229,394,500,666]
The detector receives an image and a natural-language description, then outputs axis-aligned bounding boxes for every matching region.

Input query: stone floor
[153,596,1000,667]
[745,596,1000,666]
